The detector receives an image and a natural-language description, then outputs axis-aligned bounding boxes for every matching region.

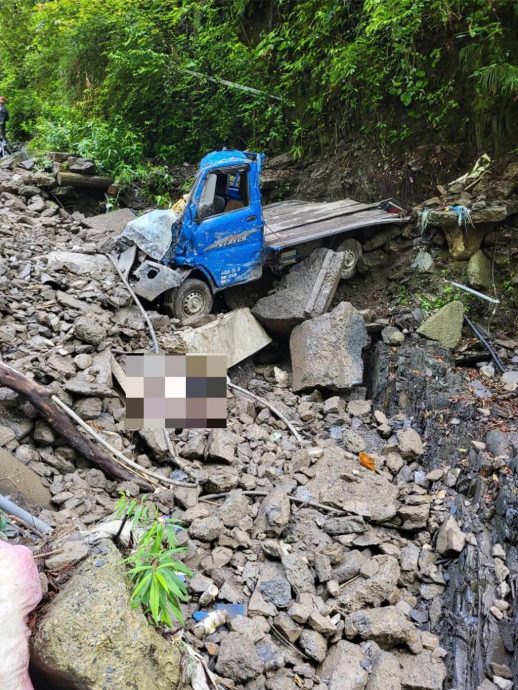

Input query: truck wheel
[336,238,362,279]
[165,279,213,319]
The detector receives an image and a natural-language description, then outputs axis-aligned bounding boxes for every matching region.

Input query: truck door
[191,164,263,288]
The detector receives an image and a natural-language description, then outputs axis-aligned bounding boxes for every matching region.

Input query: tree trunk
[56,171,113,189]
[0,363,151,489]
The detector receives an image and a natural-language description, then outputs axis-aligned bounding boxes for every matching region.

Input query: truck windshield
[198,166,249,220]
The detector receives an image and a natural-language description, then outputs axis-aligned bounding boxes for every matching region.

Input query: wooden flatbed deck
[263,199,410,249]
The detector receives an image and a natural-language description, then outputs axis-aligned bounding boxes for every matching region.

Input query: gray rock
[69,158,97,175]
[202,464,239,493]
[218,490,249,527]
[365,643,401,690]
[325,515,367,535]
[398,502,431,530]
[435,516,466,555]
[467,250,493,290]
[206,428,240,464]
[189,514,224,542]
[411,250,434,273]
[215,632,264,682]
[65,350,114,396]
[252,248,345,333]
[345,606,422,653]
[74,396,102,420]
[254,487,291,536]
[417,300,464,349]
[32,541,181,690]
[394,650,447,690]
[46,539,89,570]
[74,316,107,345]
[485,430,510,457]
[305,447,398,521]
[382,326,405,345]
[290,301,368,392]
[282,551,316,594]
[162,308,271,368]
[298,629,327,662]
[333,550,366,584]
[260,579,292,608]
[318,640,368,690]
[336,555,400,612]
[396,428,424,458]
[0,448,52,506]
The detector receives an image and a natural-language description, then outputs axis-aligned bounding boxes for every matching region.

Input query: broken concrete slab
[305,447,398,521]
[162,308,271,368]
[290,301,368,392]
[0,448,52,506]
[46,251,113,277]
[252,248,344,333]
[417,300,464,349]
[84,208,137,241]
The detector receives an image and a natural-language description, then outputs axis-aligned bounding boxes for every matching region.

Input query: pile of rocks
[0,158,516,690]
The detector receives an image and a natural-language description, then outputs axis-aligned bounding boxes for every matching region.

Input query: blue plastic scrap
[447,205,473,228]
[192,603,246,621]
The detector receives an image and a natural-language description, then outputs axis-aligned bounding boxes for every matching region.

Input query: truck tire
[164,278,213,319]
[336,238,362,279]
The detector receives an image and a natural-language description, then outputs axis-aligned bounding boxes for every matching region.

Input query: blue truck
[116,149,409,319]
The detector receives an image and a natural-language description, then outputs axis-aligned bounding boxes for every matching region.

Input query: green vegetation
[418,284,471,313]
[0,510,8,538]
[0,1,516,176]
[116,495,191,628]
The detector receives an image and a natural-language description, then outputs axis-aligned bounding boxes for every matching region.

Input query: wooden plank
[265,200,385,233]
[264,213,408,249]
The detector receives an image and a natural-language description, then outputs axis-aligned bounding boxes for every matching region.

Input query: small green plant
[396,284,411,305]
[116,495,191,628]
[418,284,470,313]
[0,510,8,538]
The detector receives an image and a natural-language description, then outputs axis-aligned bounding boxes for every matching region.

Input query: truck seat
[224,199,245,212]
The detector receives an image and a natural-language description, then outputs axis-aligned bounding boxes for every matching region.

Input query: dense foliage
[0,0,516,177]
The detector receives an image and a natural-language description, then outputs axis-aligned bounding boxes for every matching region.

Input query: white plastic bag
[0,541,42,690]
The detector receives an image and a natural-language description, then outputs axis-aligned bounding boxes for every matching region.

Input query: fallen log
[0,362,152,490]
[56,171,113,189]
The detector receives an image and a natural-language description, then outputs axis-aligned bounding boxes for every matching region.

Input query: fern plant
[116,495,191,627]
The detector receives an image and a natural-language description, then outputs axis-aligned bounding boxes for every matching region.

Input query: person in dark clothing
[0,97,9,141]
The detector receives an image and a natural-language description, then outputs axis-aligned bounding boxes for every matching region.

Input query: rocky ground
[0,152,517,690]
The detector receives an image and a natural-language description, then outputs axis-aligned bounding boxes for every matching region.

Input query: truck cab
[118,149,408,320]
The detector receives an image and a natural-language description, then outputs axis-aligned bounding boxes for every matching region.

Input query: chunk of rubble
[252,248,344,333]
[305,447,398,521]
[435,515,466,555]
[162,308,271,368]
[290,301,368,392]
[318,639,368,690]
[417,300,464,349]
[335,555,400,612]
[345,606,422,653]
[394,650,447,690]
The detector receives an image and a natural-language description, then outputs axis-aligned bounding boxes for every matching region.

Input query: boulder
[46,251,113,278]
[417,300,464,349]
[396,428,424,458]
[252,248,344,333]
[467,250,493,290]
[215,631,264,682]
[305,447,398,521]
[345,606,422,653]
[0,448,51,507]
[318,640,368,690]
[336,555,400,613]
[163,308,271,368]
[435,516,466,555]
[31,540,181,690]
[394,650,447,690]
[68,158,97,175]
[290,301,368,392]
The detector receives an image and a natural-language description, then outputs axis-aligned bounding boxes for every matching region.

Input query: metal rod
[445,280,500,304]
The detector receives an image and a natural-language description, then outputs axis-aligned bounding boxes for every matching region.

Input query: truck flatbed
[263,198,410,250]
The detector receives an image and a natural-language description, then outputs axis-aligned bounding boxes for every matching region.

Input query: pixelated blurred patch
[124,353,227,430]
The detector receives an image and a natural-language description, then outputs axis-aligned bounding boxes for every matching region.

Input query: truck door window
[198,167,249,221]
